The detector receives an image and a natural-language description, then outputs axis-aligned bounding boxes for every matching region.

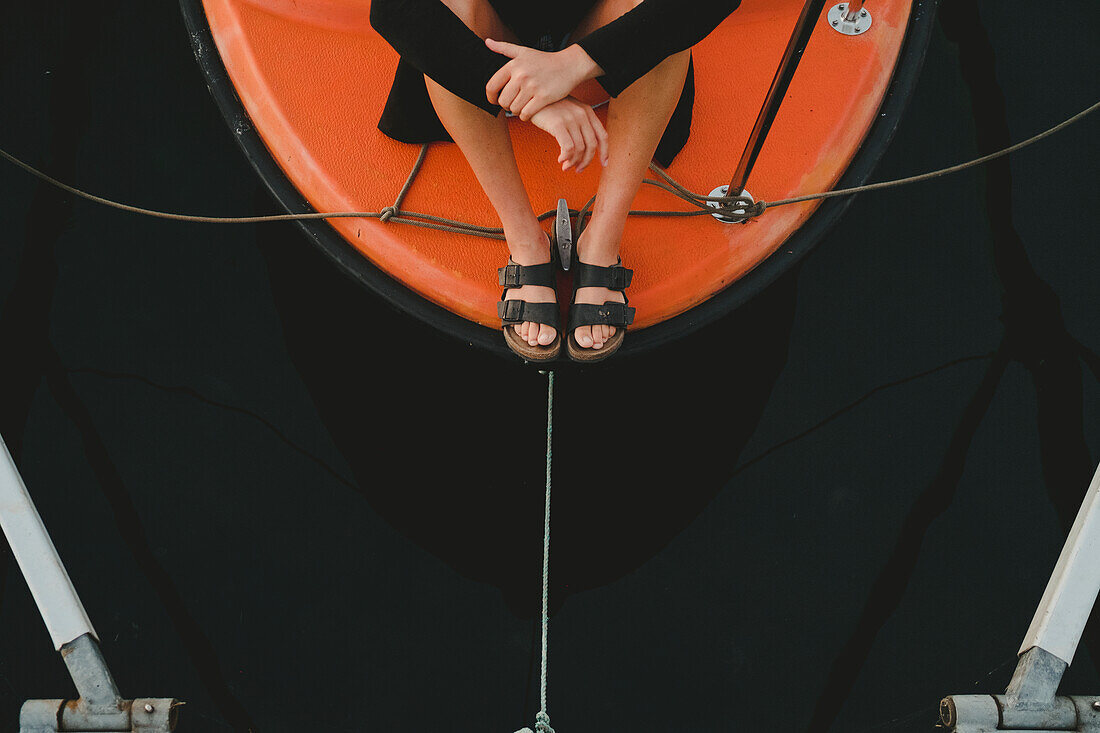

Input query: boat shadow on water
[258,213,800,618]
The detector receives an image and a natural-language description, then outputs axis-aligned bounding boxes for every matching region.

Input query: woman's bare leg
[426,0,555,346]
[570,1,691,349]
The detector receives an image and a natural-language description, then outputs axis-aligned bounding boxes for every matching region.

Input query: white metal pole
[1018,462,1100,665]
[0,434,97,650]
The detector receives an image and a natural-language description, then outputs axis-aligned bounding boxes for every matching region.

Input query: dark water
[2,2,1099,731]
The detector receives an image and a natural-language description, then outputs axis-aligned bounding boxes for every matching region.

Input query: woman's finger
[563,120,585,169]
[576,113,598,172]
[485,38,523,58]
[554,126,575,169]
[511,88,535,116]
[485,65,512,105]
[497,77,522,111]
[554,124,574,168]
[518,96,545,122]
[551,121,573,163]
[587,107,610,166]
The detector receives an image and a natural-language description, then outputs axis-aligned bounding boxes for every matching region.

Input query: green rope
[517,371,556,733]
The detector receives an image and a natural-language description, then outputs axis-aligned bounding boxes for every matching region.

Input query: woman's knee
[605,0,645,15]
[574,0,644,38]
[439,0,514,41]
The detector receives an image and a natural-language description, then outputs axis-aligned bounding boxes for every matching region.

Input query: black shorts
[486,0,596,51]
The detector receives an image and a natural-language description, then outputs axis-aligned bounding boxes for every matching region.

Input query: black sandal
[565,258,635,362]
[498,248,562,362]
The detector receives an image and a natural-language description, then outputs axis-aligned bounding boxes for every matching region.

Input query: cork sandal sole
[504,326,562,362]
[565,328,626,363]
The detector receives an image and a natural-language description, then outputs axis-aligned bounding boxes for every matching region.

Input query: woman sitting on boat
[371,0,740,361]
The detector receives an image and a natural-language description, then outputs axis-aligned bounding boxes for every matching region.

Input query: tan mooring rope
[1,100,1096,236]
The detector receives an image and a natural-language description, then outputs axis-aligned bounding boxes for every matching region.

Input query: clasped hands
[485,38,608,172]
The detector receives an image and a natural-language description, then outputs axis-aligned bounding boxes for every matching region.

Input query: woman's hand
[529,96,609,172]
[485,40,601,121]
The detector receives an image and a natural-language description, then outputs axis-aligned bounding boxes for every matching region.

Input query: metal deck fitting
[706,185,755,223]
[828,1,872,36]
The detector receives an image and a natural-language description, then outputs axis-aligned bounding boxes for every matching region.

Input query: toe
[537,324,556,346]
[528,322,540,346]
[575,326,593,348]
[516,321,528,341]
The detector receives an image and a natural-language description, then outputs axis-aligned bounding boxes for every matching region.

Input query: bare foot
[503,233,558,347]
[572,233,624,351]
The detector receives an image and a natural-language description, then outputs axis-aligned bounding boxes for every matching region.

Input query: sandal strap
[499,299,560,327]
[572,259,633,291]
[567,301,635,330]
[498,261,556,288]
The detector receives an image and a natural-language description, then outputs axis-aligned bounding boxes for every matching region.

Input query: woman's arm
[575,0,741,97]
[485,0,739,119]
[370,0,510,115]
[485,41,603,120]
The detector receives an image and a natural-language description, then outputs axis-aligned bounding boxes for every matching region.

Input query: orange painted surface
[203,0,911,329]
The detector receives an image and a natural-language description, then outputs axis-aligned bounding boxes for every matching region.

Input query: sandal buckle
[609,267,633,290]
[500,299,525,322]
[498,264,522,287]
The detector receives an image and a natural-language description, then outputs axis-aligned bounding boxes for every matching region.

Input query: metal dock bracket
[0,436,180,732]
[941,463,1100,733]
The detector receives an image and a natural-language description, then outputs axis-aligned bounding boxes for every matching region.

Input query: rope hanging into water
[0,100,1095,234]
[516,371,556,733]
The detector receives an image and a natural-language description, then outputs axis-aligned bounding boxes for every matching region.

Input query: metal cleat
[554,198,573,271]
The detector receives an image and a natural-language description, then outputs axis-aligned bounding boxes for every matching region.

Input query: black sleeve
[370,0,510,116]
[576,0,741,97]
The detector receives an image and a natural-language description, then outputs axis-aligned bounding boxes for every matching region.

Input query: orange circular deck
[194,0,913,333]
